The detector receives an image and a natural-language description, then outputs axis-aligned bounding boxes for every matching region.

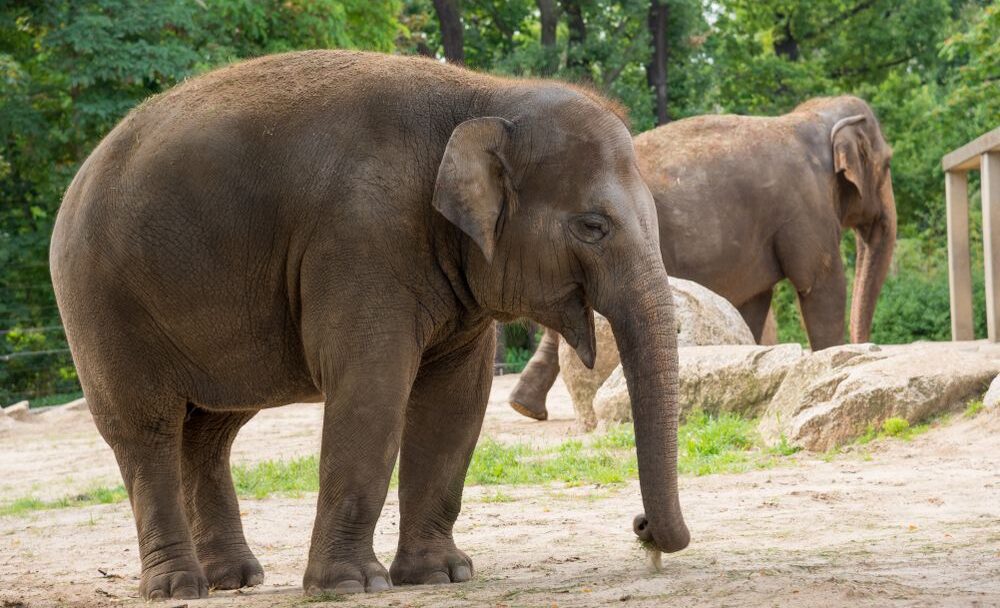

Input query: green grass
[231,455,320,499]
[0,485,127,517]
[855,416,934,444]
[964,400,984,418]
[2,411,795,517]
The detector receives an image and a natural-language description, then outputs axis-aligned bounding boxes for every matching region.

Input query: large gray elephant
[50,51,689,600]
[510,96,896,421]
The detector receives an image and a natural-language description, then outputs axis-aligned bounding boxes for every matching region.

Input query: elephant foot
[508,341,560,421]
[509,398,548,421]
[203,554,264,590]
[509,377,550,420]
[140,556,209,600]
[389,543,474,585]
[303,557,392,595]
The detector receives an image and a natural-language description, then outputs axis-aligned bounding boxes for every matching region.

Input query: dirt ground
[2,373,999,607]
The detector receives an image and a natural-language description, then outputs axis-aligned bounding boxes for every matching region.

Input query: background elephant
[510,95,897,421]
[50,50,688,600]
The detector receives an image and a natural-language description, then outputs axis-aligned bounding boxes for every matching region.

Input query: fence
[1,323,80,406]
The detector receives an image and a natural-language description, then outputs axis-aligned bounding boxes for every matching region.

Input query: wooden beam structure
[943,127,1000,341]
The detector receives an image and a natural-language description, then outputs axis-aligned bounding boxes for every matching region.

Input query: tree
[432,0,465,63]
[647,1,670,125]
[537,0,561,74]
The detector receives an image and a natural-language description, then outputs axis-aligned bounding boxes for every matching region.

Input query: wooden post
[946,170,974,341]
[984,152,1000,342]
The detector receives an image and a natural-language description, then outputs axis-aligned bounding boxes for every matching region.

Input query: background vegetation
[1,0,998,403]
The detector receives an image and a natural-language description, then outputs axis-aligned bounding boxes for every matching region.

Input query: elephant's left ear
[433,117,516,263]
[831,114,868,196]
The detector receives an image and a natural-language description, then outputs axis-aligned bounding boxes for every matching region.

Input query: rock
[559,279,755,429]
[759,346,1000,451]
[3,400,32,422]
[671,279,756,347]
[982,374,1000,412]
[758,344,884,444]
[592,362,630,425]
[56,397,89,413]
[593,344,804,424]
[677,344,804,417]
[558,313,619,430]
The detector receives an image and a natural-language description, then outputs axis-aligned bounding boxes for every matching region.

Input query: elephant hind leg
[508,327,560,420]
[737,288,774,344]
[91,393,208,600]
[181,406,263,591]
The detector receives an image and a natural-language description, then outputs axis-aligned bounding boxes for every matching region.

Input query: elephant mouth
[559,289,596,369]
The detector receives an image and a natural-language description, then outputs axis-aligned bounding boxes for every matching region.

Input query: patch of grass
[231,455,320,499]
[480,490,515,503]
[0,485,127,517]
[881,417,910,437]
[464,437,637,486]
[856,416,933,445]
[964,400,984,418]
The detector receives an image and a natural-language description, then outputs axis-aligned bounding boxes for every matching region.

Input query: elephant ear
[433,117,516,263]
[831,114,868,197]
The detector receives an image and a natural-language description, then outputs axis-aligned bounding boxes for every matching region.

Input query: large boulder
[593,344,804,425]
[758,344,884,443]
[671,279,756,347]
[759,345,1000,451]
[559,279,755,430]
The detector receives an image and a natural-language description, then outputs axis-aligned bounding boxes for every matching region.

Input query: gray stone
[759,346,1000,451]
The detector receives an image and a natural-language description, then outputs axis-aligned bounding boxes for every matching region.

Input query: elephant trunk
[850,176,897,343]
[604,266,689,555]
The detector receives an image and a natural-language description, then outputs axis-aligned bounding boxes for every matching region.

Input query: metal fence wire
[0,323,80,406]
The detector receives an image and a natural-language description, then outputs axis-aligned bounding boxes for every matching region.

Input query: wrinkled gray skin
[50,51,689,600]
[510,96,896,420]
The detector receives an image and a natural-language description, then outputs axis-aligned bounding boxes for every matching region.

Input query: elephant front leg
[796,266,847,350]
[303,351,421,595]
[391,328,494,585]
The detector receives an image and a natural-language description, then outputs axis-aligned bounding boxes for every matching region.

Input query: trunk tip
[633,513,690,553]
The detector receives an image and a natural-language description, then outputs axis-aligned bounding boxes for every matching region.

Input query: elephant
[49,50,689,600]
[509,95,897,421]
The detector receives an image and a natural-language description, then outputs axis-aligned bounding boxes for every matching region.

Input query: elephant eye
[570,213,611,244]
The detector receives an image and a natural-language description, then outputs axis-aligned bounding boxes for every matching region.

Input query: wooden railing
[945,126,1000,341]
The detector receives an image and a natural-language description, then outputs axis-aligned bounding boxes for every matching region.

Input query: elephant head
[829,103,897,343]
[432,88,690,555]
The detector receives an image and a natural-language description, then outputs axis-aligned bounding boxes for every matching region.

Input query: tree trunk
[774,14,799,60]
[433,0,465,64]
[559,0,589,80]
[537,0,560,75]
[647,1,670,126]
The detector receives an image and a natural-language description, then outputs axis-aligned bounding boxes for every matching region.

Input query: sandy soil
[2,373,999,607]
